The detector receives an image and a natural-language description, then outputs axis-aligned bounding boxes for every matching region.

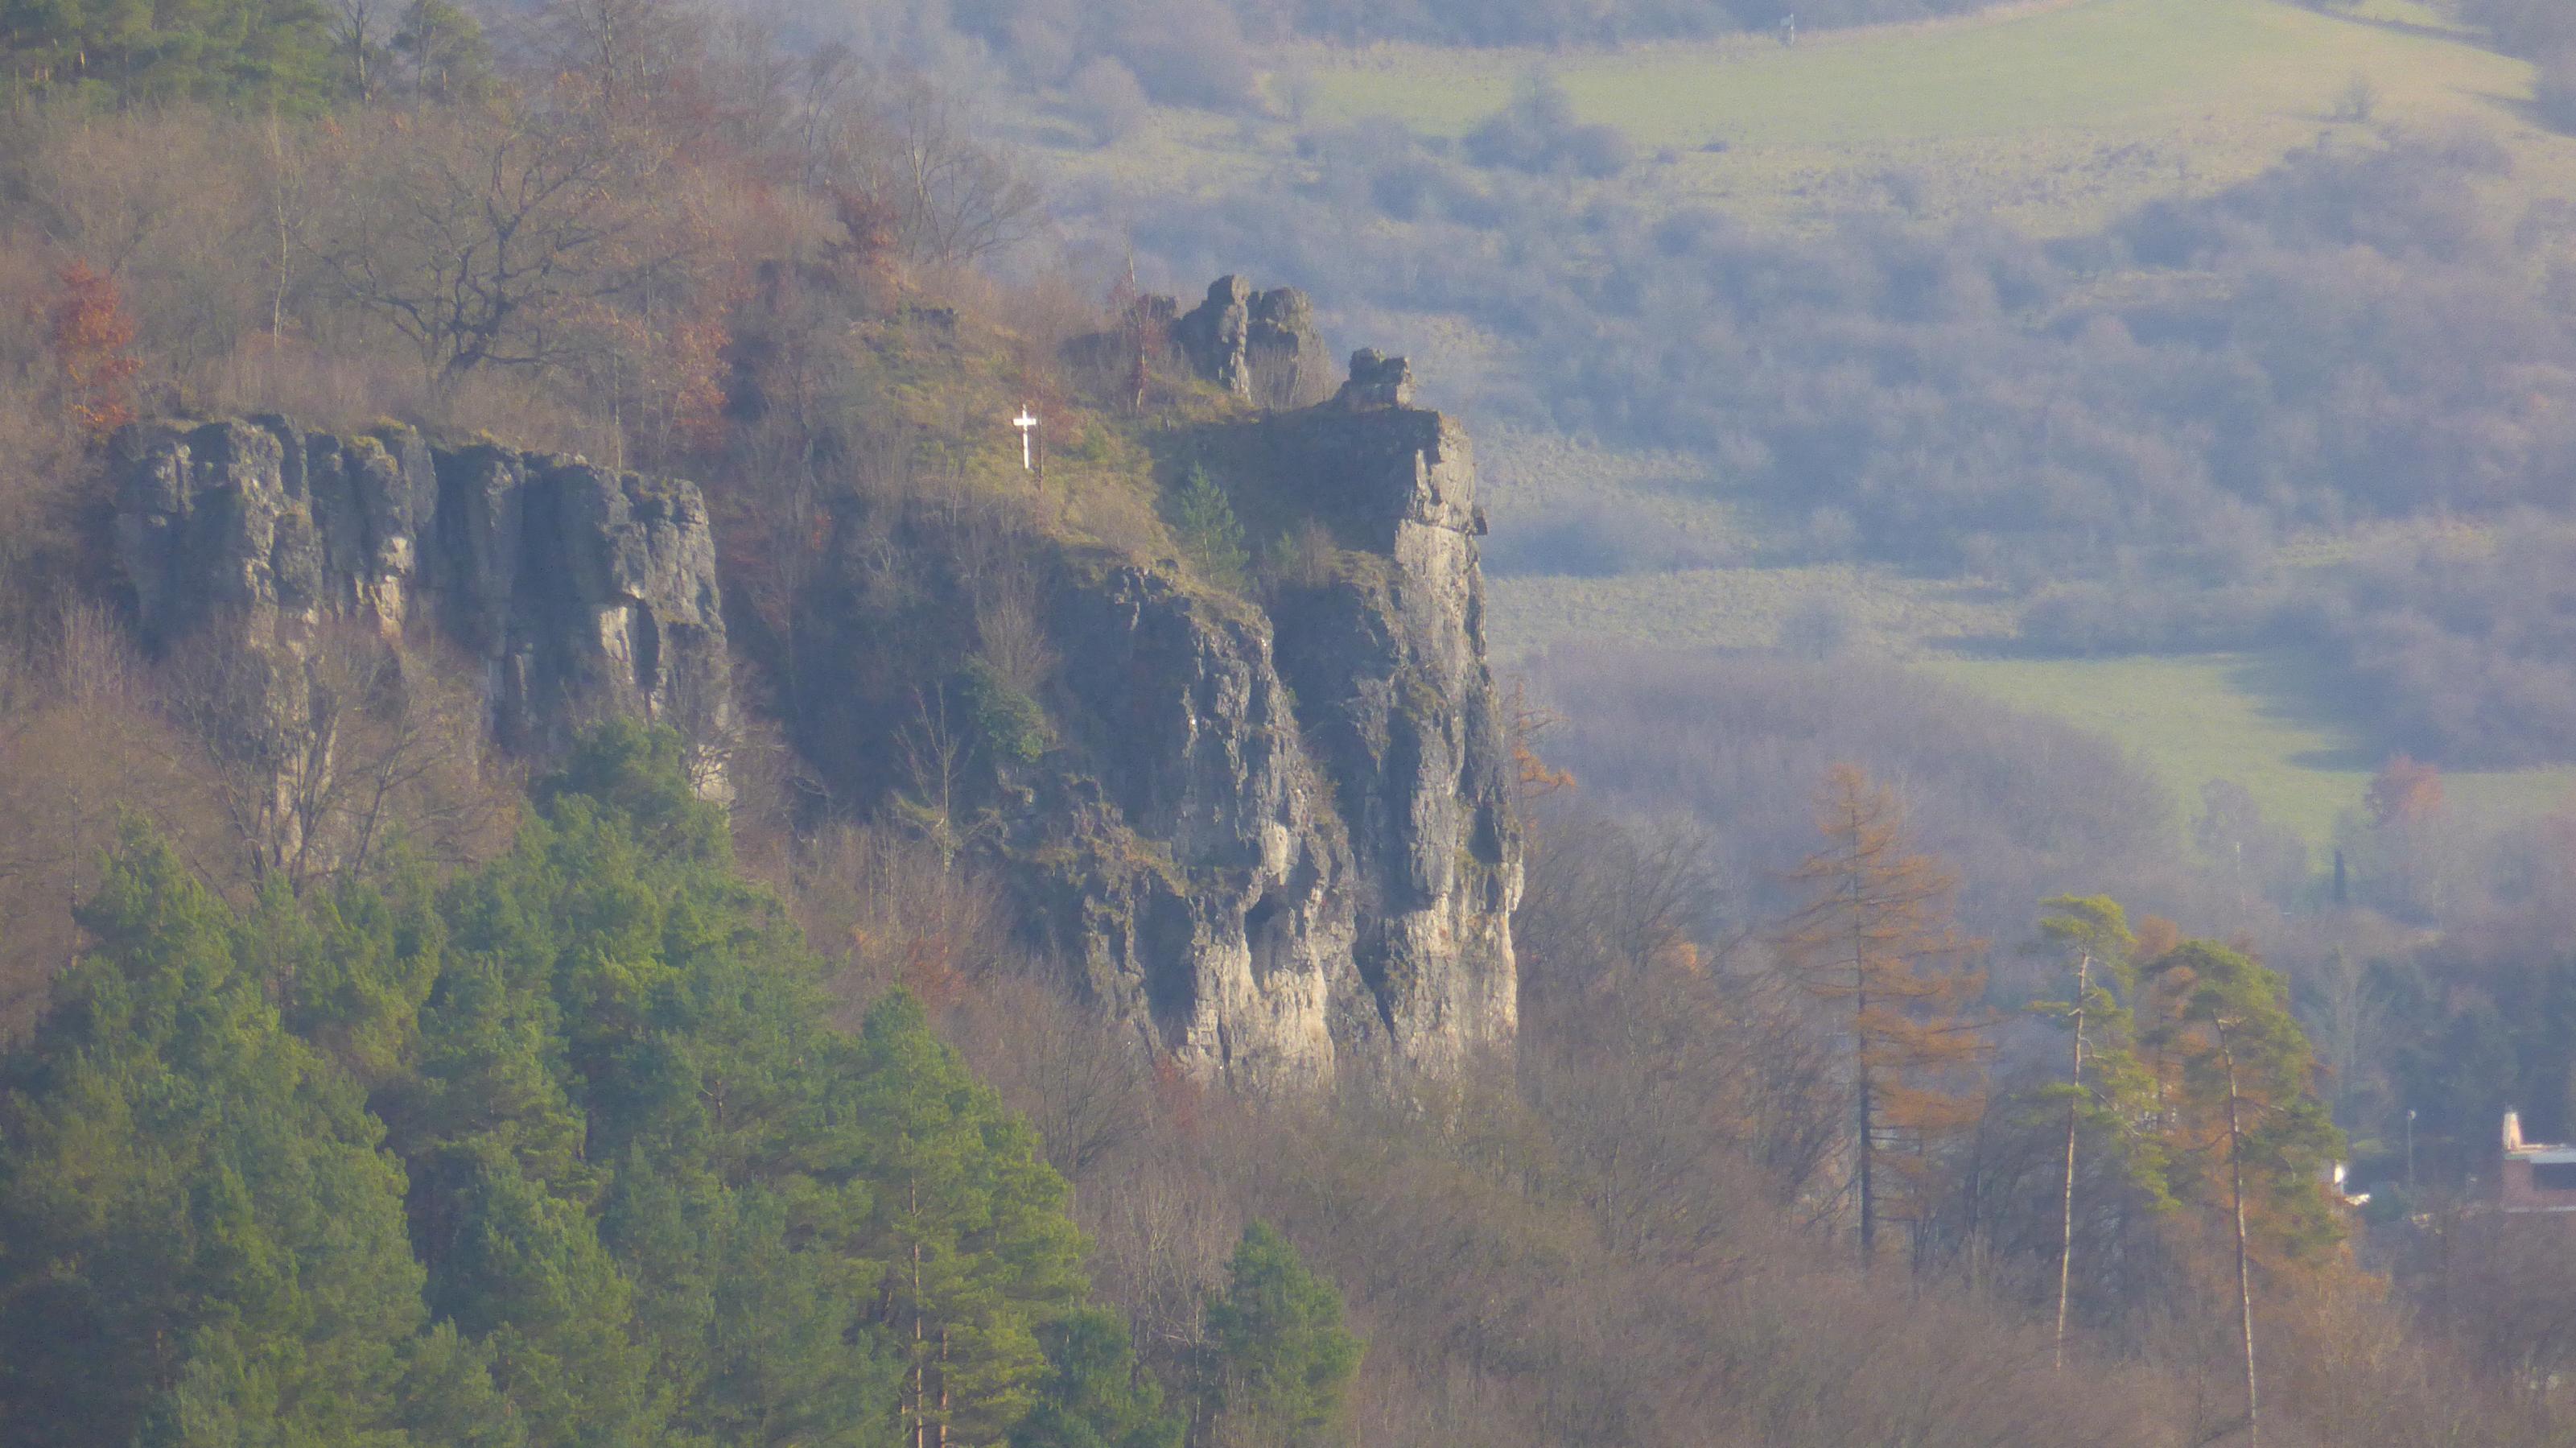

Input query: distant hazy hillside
[1018,0,2576,852]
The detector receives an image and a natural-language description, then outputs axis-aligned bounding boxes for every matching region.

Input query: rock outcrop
[789,340,1521,1088]
[1200,352,1519,1079]
[112,416,731,771]
[1170,277,1336,409]
[1024,561,1364,1083]
[1336,349,1417,410]
[110,320,1515,1093]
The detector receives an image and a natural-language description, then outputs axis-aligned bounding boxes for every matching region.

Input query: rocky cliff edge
[109,324,1519,1092]
[112,415,731,779]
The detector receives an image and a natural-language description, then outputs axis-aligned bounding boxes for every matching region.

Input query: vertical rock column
[1263,357,1523,1076]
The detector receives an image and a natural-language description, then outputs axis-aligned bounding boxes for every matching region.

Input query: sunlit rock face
[112,415,730,781]
[814,344,1520,1091]
[113,332,1518,1093]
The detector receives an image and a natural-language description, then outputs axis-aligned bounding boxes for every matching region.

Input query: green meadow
[1040,0,2569,235]
[1491,573,2576,848]
[1277,0,2560,233]
[1923,652,2576,848]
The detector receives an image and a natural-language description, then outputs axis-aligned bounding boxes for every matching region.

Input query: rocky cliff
[788,336,1521,1088]
[1161,349,1518,1083]
[1169,276,1337,410]
[109,315,1518,1091]
[112,415,731,773]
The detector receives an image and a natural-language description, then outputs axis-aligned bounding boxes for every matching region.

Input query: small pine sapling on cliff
[1170,465,1248,593]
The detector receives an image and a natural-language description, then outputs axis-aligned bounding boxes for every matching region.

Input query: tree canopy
[0,722,1127,1447]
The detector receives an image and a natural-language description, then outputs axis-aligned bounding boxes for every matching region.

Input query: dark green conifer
[1199,1223,1362,1447]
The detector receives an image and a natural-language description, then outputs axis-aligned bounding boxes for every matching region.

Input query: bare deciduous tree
[1774,764,1990,1270]
[950,976,1151,1182]
[864,76,1042,268]
[792,819,1016,1022]
[159,624,509,893]
[305,100,699,387]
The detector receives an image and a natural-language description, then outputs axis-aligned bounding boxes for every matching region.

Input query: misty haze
[0,0,2570,1442]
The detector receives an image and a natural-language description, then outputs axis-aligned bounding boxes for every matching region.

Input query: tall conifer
[1775,764,1990,1269]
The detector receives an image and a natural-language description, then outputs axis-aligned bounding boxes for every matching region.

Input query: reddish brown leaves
[47,262,141,444]
[2367,754,2444,828]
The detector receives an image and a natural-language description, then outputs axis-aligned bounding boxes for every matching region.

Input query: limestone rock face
[1172,276,1336,409]
[111,416,731,770]
[1042,353,1522,1083]
[113,327,1517,1094]
[1249,373,1521,1077]
[1031,563,1361,1083]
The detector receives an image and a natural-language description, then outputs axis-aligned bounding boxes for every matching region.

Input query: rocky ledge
[112,415,730,774]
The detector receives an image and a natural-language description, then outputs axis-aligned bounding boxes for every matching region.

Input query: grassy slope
[1284,0,2560,235]
[1426,0,2576,845]
[1920,653,2576,847]
[1037,0,2576,848]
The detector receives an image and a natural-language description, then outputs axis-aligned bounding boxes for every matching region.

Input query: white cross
[1012,408,1039,471]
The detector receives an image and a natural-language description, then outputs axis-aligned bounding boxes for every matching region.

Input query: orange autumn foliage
[1506,679,1576,801]
[2367,754,2444,828]
[47,262,142,444]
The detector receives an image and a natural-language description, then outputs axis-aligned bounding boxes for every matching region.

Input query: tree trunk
[1853,860,1874,1269]
[2218,1022,2259,1448]
[2055,951,2089,1371]
[1857,977,1874,1266]
[912,1178,926,1448]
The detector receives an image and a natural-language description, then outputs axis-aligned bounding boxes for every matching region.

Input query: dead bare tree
[890,685,998,877]
[950,976,1152,1183]
[522,0,699,113]
[159,624,508,894]
[863,76,1042,269]
[303,99,697,388]
[320,631,511,876]
[324,0,394,99]
[159,627,326,888]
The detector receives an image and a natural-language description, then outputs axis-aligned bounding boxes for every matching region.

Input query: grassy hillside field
[1279,0,2560,234]
[1921,653,2576,847]
[1045,0,2567,234]
[1036,0,2576,851]
[1489,572,2576,851]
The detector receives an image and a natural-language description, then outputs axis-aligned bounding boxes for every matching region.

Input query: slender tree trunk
[1857,978,1874,1265]
[912,1178,926,1448]
[1853,860,1874,1268]
[934,1327,949,1448]
[2055,951,2089,1371]
[2218,1022,2259,1448]
[267,116,290,344]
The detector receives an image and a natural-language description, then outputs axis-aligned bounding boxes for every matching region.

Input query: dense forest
[9,0,2576,1442]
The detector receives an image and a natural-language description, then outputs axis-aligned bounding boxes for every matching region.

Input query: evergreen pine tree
[1171,466,1249,593]
[0,726,1135,1448]
[2140,940,2344,1448]
[1012,1307,1184,1448]
[2030,896,2171,1367]
[430,1156,666,1448]
[0,826,431,1448]
[1198,1223,1362,1448]
[847,991,1090,1446]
